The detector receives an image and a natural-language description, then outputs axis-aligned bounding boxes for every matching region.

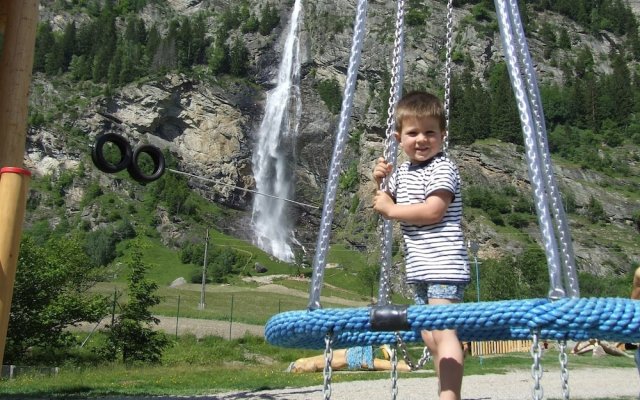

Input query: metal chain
[307,0,369,310]
[322,333,334,400]
[443,0,455,154]
[382,0,405,168]
[377,0,406,306]
[559,340,570,400]
[505,0,580,298]
[530,330,544,400]
[391,345,399,400]
[493,0,565,299]
[395,333,431,371]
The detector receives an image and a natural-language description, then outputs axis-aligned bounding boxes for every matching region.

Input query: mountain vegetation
[3,0,640,367]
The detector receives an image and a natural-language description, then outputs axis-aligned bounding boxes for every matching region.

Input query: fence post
[176,295,180,338]
[229,294,234,340]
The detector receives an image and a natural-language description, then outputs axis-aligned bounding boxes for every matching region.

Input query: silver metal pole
[198,229,209,310]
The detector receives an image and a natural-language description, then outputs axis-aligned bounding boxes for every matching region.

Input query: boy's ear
[394,131,401,142]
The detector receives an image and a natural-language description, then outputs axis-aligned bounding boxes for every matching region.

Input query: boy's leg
[431,328,464,400]
[429,297,464,400]
[421,330,439,374]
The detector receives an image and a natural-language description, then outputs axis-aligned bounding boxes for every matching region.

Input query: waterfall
[251,0,303,262]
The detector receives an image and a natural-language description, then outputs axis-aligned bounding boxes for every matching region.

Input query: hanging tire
[127,144,166,184]
[91,133,132,173]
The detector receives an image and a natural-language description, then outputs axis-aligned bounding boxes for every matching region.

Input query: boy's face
[394,115,446,164]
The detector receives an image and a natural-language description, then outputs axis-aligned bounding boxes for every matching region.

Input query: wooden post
[0,168,31,366]
[0,0,39,367]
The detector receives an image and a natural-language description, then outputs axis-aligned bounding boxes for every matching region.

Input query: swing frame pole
[0,0,38,367]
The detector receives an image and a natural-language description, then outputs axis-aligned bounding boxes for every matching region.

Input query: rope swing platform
[266,298,640,350]
[263,0,639,397]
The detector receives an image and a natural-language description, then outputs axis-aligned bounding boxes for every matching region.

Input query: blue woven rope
[265,298,640,349]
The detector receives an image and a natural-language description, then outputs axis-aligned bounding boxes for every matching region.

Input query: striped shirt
[388,153,470,284]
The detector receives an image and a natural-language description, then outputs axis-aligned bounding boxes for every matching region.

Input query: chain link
[506,0,579,298]
[442,0,455,154]
[559,340,570,400]
[530,330,544,400]
[377,0,405,306]
[391,346,399,400]
[322,333,334,400]
[382,0,405,169]
[396,333,431,371]
[307,0,369,310]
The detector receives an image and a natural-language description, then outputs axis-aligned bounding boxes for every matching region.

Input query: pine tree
[190,14,208,65]
[34,22,55,72]
[145,24,161,68]
[489,63,521,144]
[208,38,230,75]
[106,245,169,364]
[607,52,633,126]
[229,36,249,77]
[177,17,193,68]
[61,22,77,71]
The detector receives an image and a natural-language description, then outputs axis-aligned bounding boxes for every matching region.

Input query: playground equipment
[264,1,640,399]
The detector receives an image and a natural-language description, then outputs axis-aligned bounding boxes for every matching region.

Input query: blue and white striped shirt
[388,153,470,284]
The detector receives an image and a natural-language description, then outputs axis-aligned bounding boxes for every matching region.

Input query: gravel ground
[90,367,639,400]
[201,367,640,399]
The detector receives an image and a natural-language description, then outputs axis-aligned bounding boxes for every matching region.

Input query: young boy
[372,91,470,400]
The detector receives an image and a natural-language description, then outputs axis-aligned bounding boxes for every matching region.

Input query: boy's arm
[374,189,453,225]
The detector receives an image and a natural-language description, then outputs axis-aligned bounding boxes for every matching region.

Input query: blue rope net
[266,298,640,349]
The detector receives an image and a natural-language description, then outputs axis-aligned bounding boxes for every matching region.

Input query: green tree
[480,258,520,301]
[585,195,606,223]
[146,24,161,66]
[557,28,571,49]
[85,227,117,267]
[190,14,208,65]
[604,53,633,126]
[69,54,92,81]
[259,2,280,36]
[514,247,549,298]
[4,237,109,364]
[229,37,249,77]
[61,21,77,70]
[316,78,342,114]
[358,264,380,301]
[106,245,169,363]
[177,17,193,68]
[34,22,55,72]
[208,38,230,75]
[489,63,521,144]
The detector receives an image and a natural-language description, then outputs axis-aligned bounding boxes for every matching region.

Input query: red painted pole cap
[0,167,32,177]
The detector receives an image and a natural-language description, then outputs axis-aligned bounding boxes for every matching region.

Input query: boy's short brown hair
[395,91,446,133]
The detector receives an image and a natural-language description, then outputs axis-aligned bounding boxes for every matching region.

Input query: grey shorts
[413,282,466,304]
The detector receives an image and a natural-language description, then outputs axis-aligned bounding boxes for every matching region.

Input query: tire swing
[265,1,640,399]
[91,133,166,184]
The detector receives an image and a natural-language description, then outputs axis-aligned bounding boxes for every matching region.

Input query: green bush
[339,161,359,191]
[506,212,530,228]
[316,78,342,114]
[585,196,606,223]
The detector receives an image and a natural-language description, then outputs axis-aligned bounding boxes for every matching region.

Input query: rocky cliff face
[25,0,640,276]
